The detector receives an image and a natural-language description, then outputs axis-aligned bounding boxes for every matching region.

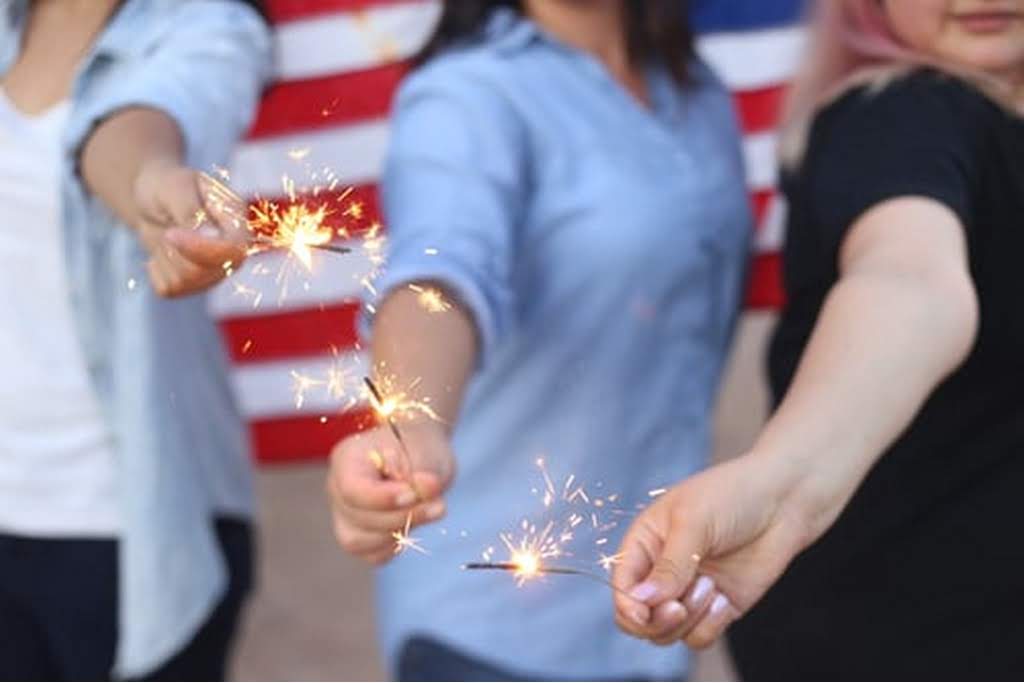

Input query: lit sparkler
[392,512,427,556]
[248,193,350,269]
[288,348,361,413]
[199,171,351,274]
[408,284,453,314]
[461,460,640,591]
[462,561,634,597]
[363,375,430,501]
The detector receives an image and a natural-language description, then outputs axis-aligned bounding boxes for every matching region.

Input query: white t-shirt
[0,88,119,536]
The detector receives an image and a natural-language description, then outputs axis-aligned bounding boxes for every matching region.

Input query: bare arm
[71,1,271,297]
[325,284,480,565]
[754,197,978,540]
[371,284,479,427]
[80,107,183,228]
[77,107,249,297]
[614,197,979,648]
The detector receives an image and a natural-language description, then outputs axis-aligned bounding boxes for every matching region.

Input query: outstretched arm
[75,1,271,296]
[613,197,978,648]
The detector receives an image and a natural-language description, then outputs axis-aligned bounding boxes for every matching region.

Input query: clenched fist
[327,420,456,565]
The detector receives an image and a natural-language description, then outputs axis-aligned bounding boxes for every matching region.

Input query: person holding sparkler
[614,0,1024,677]
[0,0,270,679]
[326,0,752,679]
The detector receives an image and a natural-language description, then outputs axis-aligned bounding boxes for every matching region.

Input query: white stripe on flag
[231,122,775,201]
[273,1,442,81]
[755,195,788,253]
[232,351,370,420]
[697,26,806,92]
[744,132,778,191]
[229,119,390,197]
[209,240,377,318]
[274,5,801,94]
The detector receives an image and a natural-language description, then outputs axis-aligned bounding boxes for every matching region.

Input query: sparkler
[198,171,351,271]
[363,375,425,502]
[392,512,427,556]
[463,459,663,598]
[247,195,348,269]
[367,448,424,557]
[408,284,453,314]
[462,562,634,598]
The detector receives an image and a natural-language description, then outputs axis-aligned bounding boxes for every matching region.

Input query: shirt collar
[1,1,25,73]
[90,0,150,61]
[485,8,543,55]
[1,0,151,72]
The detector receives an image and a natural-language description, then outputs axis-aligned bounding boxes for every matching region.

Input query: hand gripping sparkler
[363,376,426,502]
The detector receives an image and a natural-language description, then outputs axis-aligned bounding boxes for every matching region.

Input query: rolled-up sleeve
[71,0,273,170]
[369,66,529,366]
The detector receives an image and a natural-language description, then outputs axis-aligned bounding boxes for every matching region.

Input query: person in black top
[608,0,1024,677]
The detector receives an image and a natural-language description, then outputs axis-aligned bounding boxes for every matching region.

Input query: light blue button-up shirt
[370,10,752,680]
[0,1,271,676]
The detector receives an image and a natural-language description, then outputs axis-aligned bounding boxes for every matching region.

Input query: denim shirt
[369,10,752,680]
[0,1,271,675]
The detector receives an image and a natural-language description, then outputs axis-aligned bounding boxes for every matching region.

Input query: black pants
[0,519,252,682]
[397,636,670,682]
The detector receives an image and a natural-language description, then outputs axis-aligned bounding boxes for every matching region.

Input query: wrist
[133,156,184,209]
[393,413,452,440]
[741,442,854,553]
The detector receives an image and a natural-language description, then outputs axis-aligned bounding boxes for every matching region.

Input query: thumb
[629,514,706,606]
[164,227,247,269]
[403,442,456,503]
[407,469,446,503]
[197,172,250,243]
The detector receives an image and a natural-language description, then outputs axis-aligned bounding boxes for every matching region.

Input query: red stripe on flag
[222,302,362,363]
[250,71,785,142]
[251,408,378,464]
[266,0,423,24]
[751,188,773,225]
[247,64,408,140]
[250,184,382,232]
[746,251,785,310]
[734,85,787,135]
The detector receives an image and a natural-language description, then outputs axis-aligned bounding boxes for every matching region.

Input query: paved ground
[233,313,775,681]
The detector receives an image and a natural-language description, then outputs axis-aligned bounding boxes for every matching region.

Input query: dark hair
[234,0,268,21]
[415,1,694,86]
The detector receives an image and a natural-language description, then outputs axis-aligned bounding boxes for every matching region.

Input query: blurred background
[219,1,805,678]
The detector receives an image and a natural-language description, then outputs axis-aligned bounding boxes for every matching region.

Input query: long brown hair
[415,0,695,86]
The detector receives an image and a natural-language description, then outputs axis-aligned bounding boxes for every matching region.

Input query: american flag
[212,0,807,464]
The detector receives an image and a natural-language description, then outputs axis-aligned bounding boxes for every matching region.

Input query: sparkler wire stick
[250,235,351,255]
[309,243,352,255]
[364,376,425,501]
[462,562,636,599]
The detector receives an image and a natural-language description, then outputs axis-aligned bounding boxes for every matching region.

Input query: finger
[158,168,207,229]
[613,522,660,629]
[147,259,168,296]
[331,516,394,557]
[147,254,183,297]
[330,439,425,511]
[646,600,689,645]
[197,173,249,241]
[615,610,648,640]
[685,592,738,650]
[163,227,247,270]
[674,574,718,640]
[630,512,706,607]
[365,548,397,566]
[153,244,222,297]
[408,469,448,503]
[331,496,446,534]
